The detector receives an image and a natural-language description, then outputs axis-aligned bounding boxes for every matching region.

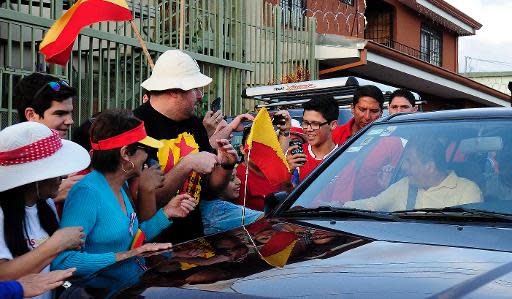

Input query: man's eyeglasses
[301,121,329,130]
[33,80,70,101]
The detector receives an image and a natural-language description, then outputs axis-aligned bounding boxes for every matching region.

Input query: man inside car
[344,140,482,211]
[332,85,384,145]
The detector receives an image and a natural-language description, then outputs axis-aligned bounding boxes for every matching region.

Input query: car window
[290,119,512,215]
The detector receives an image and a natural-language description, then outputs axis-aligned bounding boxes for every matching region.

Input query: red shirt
[235,163,282,211]
[332,118,355,145]
[313,136,404,205]
[298,144,338,182]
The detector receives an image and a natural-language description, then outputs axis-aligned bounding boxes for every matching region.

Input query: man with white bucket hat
[134,50,238,243]
[0,122,90,299]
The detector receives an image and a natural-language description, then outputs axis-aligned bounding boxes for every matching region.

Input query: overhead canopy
[397,0,482,36]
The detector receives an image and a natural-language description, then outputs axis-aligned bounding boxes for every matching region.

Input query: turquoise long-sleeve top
[51,170,172,276]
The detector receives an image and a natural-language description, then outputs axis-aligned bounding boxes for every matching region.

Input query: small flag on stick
[246,108,291,185]
[39,0,133,65]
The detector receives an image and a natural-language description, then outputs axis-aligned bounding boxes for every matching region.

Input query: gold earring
[121,160,135,173]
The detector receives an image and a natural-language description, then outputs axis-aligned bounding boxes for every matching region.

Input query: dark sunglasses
[33,80,70,101]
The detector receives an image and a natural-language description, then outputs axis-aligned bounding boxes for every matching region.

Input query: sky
[444,0,512,73]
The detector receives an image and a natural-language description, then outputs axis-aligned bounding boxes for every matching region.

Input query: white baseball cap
[141,50,212,91]
[0,122,91,192]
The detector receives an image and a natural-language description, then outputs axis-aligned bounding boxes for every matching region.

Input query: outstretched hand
[47,227,85,252]
[19,268,76,298]
[163,194,196,218]
[216,139,238,167]
[203,110,224,138]
[230,113,254,132]
[116,242,173,262]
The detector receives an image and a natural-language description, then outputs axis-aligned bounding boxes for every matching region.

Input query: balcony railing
[369,37,440,66]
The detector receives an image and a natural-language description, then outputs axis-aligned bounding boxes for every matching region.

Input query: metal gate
[0,0,316,130]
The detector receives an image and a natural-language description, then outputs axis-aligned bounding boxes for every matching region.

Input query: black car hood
[228,241,512,298]
[60,218,512,299]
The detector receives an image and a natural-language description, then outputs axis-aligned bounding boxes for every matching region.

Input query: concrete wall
[266,0,460,72]
[442,31,458,72]
[305,0,366,38]
[266,0,366,37]
[377,0,458,72]
[465,72,512,95]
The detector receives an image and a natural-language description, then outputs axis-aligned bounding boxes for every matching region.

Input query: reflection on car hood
[61,218,512,299]
[230,241,512,298]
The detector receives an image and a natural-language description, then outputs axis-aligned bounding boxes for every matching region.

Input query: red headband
[90,122,147,151]
[0,130,62,166]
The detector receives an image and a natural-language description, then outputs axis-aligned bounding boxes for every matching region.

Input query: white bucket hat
[0,122,91,192]
[141,50,212,91]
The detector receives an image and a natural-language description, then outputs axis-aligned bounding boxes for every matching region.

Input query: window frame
[420,23,443,66]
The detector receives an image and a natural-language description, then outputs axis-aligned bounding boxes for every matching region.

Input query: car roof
[379,108,512,124]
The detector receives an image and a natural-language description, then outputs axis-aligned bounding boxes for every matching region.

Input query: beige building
[464,72,512,96]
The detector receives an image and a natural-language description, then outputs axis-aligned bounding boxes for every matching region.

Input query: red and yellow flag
[157,133,202,205]
[260,231,298,268]
[247,108,290,185]
[39,0,133,65]
[130,229,145,249]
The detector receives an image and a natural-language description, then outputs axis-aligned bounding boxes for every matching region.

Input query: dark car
[60,108,512,299]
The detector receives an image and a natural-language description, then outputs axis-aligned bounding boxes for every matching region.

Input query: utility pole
[508,81,512,107]
[464,56,470,74]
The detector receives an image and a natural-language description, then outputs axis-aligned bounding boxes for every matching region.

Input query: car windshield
[290,119,512,216]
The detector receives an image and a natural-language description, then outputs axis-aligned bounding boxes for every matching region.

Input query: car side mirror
[264,191,289,216]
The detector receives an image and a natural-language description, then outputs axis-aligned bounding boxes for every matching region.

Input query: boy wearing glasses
[286,97,339,182]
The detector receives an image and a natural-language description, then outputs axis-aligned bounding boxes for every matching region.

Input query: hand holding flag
[246,108,291,185]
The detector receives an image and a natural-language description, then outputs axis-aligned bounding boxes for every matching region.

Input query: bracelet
[221,163,236,170]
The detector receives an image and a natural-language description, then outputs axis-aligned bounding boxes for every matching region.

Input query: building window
[364,1,393,45]
[280,0,305,28]
[420,24,442,66]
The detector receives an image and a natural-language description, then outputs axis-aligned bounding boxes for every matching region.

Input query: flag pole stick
[130,20,154,69]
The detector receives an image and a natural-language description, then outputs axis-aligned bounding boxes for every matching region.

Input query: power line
[466,56,512,67]
[464,56,512,73]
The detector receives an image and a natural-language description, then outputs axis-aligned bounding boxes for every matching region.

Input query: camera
[210,97,221,113]
[272,114,286,126]
[289,139,304,156]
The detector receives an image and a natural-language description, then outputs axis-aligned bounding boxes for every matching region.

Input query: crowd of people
[0,48,421,298]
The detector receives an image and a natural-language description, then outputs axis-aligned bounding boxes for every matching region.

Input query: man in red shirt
[329,85,403,201]
[287,97,339,182]
[332,85,385,145]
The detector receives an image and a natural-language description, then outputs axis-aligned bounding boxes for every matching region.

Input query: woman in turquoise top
[51,110,196,277]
